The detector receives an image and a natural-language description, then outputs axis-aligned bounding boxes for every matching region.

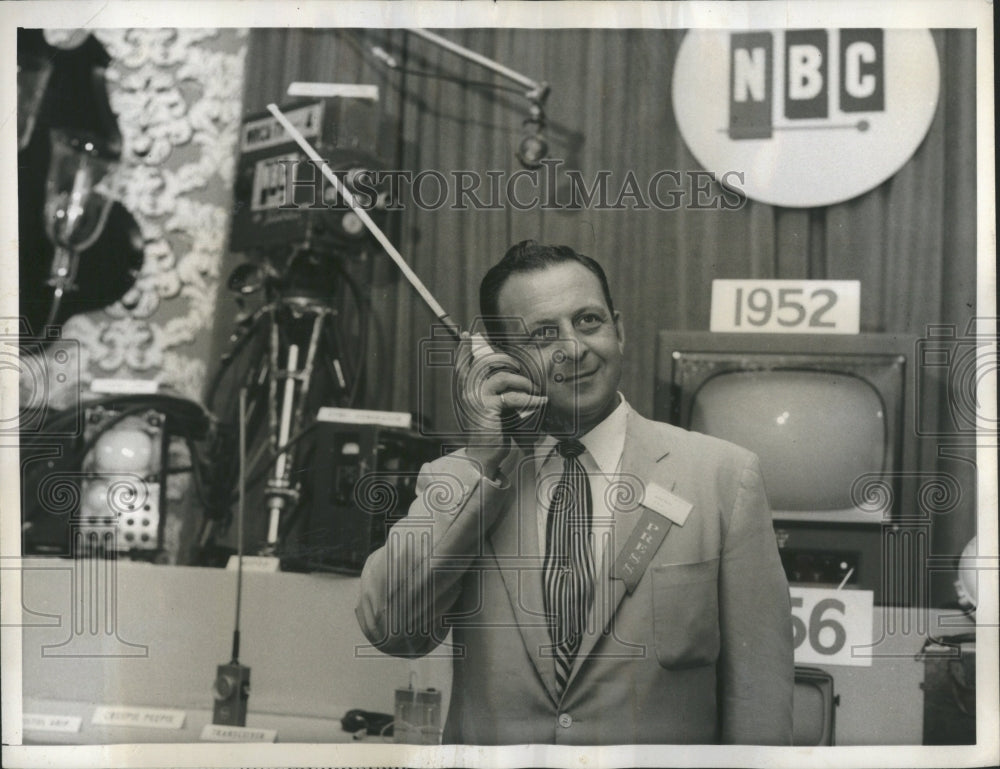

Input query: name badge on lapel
[643,482,693,526]
[610,484,693,594]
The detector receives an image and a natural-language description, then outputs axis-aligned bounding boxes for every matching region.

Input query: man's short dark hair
[479,241,616,329]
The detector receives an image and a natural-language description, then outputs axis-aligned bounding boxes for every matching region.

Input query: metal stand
[207,284,354,558]
[262,299,347,552]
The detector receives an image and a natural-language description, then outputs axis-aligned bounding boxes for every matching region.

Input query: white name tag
[200,723,277,742]
[92,706,186,729]
[90,378,159,395]
[790,586,873,667]
[316,407,412,429]
[226,555,281,573]
[643,482,692,526]
[287,82,379,101]
[710,279,860,334]
[23,713,82,733]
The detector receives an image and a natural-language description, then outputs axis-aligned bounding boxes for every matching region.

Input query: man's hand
[455,331,547,476]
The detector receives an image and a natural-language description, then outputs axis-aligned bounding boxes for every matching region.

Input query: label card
[287,82,379,101]
[643,482,693,526]
[23,713,83,733]
[226,555,281,573]
[790,586,874,667]
[242,102,323,152]
[92,706,186,729]
[200,723,278,742]
[710,279,860,334]
[316,407,412,429]
[90,378,159,395]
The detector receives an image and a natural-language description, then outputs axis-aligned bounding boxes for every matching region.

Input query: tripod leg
[265,343,299,550]
[321,310,353,406]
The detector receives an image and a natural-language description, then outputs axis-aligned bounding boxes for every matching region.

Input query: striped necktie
[543,439,596,695]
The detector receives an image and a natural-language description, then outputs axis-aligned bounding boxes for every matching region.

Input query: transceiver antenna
[211,388,252,726]
[266,103,461,341]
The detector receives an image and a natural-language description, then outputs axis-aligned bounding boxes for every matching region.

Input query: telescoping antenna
[211,388,252,726]
[266,103,462,343]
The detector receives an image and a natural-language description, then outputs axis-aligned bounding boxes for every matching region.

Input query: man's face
[495,261,625,436]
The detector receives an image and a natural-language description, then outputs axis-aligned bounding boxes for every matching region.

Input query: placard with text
[711,279,860,334]
[790,586,873,667]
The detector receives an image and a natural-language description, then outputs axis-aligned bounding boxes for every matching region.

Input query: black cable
[275,436,317,542]
[75,396,210,459]
[335,260,370,406]
[182,435,213,511]
[321,295,359,407]
[224,421,319,507]
[205,307,272,413]
[384,65,526,96]
[362,285,392,408]
[18,392,206,439]
[205,419,319,552]
[344,28,526,97]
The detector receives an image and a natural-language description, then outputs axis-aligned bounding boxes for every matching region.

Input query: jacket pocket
[650,558,720,669]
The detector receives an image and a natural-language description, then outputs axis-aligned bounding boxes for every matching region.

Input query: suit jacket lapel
[564,411,679,691]
[488,446,561,704]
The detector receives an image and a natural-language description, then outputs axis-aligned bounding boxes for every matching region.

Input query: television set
[793,666,838,746]
[655,331,922,605]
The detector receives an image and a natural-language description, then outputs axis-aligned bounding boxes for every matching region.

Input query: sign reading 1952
[710,279,860,334]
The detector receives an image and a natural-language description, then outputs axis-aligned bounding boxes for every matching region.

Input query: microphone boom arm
[406,28,549,105]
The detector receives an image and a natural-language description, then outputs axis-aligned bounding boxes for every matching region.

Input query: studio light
[43,129,118,326]
[79,407,166,554]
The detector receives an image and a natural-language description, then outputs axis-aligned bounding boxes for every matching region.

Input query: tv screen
[689,369,887,514]
[655,332,921,602]
[655,332,916,527]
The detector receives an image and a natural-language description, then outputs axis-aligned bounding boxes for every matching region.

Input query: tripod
[203,246,371,559]
[262,297,348,551]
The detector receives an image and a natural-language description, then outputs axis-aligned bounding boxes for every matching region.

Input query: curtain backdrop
[19,29,248,563]
[230,29,977,576]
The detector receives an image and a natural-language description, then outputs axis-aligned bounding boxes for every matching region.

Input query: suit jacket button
[558,713,572,728]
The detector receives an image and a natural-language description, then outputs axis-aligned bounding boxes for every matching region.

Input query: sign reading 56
[789,586,873,667]
[710,279,860,334]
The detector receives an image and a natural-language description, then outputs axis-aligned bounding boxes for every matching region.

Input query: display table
[18,558,450,744]
[21,696,379,745]
[16,558,973,745]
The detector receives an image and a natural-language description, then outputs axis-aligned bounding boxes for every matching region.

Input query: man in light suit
[357,241,794,745]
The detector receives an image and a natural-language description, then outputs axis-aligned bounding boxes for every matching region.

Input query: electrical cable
[75,396,210,460]
[205,306,272,413]
[182,435,212,510]
[335,259,371,407]
[346,28,530,97]
[224,421,319,508]
[275,435,317,542]
[380,63,527,96]
[17,391,206,436]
